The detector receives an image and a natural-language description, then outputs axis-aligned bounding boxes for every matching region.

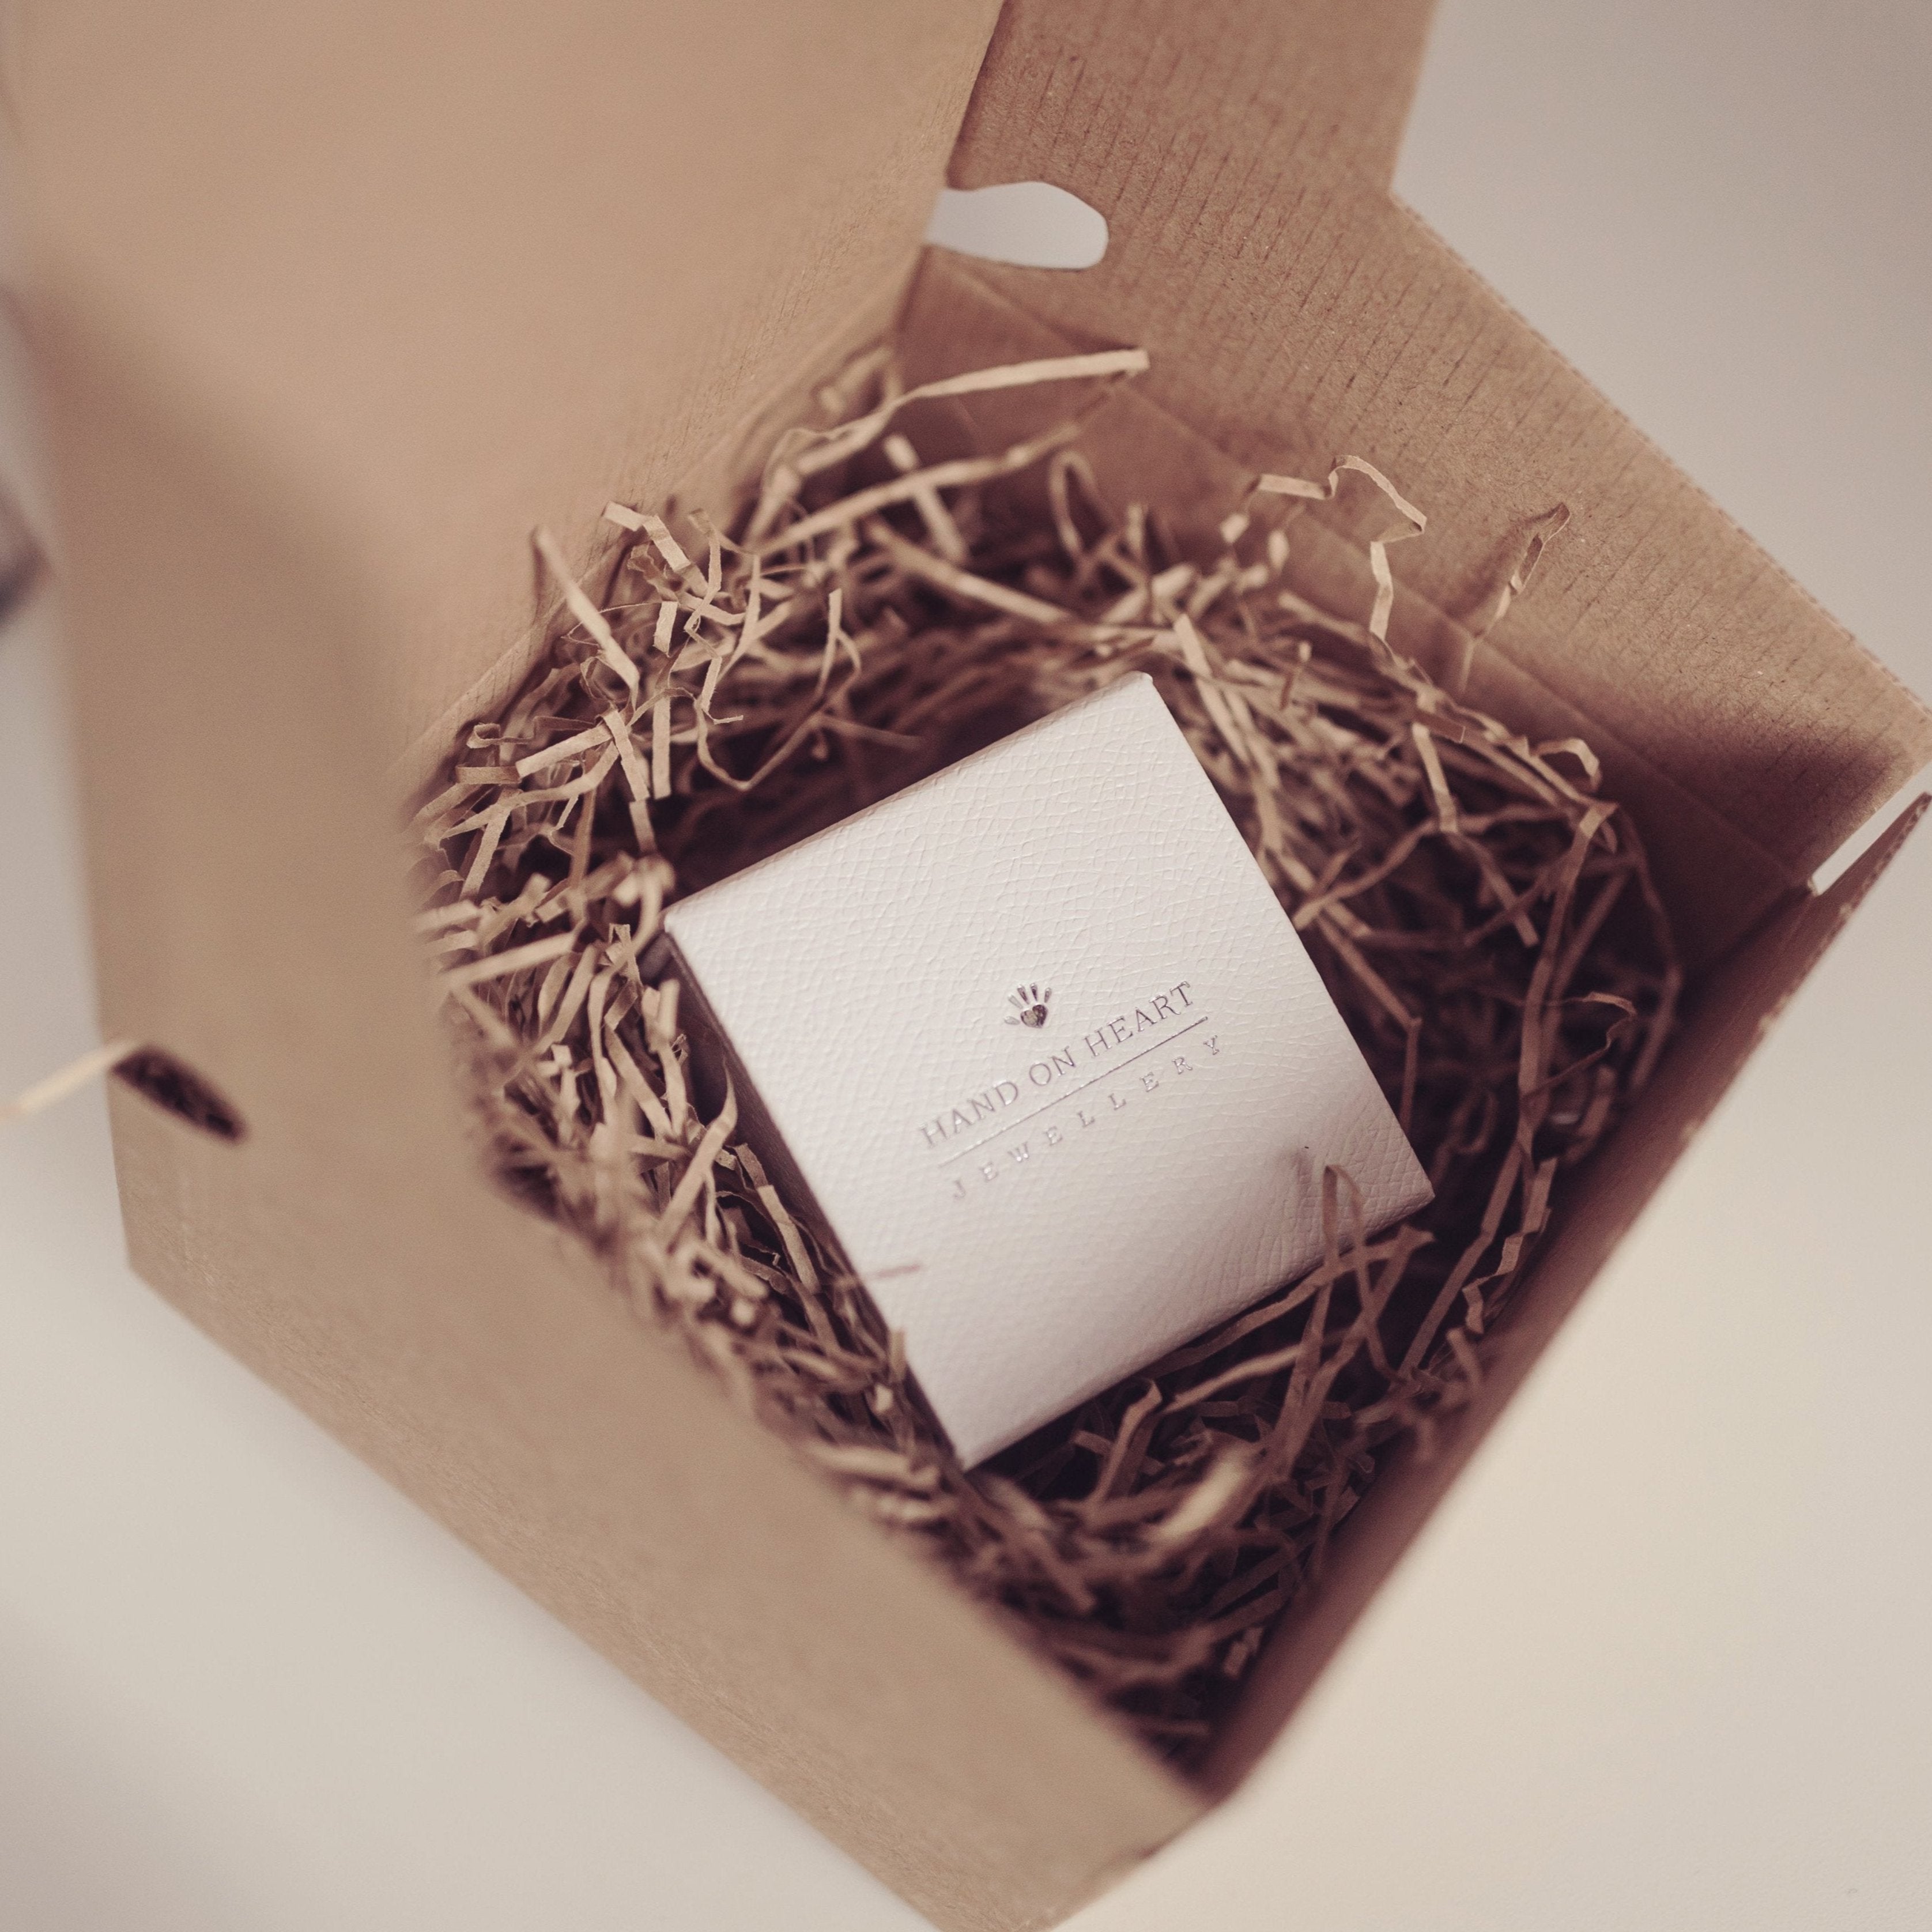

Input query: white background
[3,2,1929,1926]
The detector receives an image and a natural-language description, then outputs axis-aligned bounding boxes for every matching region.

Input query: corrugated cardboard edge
[951,0,1439,201]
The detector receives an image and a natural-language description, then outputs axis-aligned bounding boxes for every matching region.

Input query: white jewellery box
[662,673,1432,1464]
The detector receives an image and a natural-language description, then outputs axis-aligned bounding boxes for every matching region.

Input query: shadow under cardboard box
[14,3,1932,1930]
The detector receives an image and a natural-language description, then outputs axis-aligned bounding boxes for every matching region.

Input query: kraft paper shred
[420,348,1678,1758]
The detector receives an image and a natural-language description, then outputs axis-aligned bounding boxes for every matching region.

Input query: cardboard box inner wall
[10,3,1931,1929]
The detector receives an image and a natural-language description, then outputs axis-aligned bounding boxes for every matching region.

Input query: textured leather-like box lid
[8,2,1929,1927]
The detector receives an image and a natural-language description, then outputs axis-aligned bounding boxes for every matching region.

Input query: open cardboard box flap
[10,3,1930,1928]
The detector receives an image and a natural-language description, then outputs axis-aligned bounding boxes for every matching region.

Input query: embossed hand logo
[1004,983,1052,1029]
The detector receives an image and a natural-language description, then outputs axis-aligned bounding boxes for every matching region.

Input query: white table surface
[3,3,1928,1927]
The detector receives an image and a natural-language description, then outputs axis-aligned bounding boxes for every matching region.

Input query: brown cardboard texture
[9,3,1930,1930]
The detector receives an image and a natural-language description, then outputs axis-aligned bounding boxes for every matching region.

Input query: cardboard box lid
[3,0,1005,777]
[941,0,1932,964]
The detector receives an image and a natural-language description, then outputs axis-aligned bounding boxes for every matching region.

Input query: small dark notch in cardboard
[0,484,42,629]
[112,1048,247,1142]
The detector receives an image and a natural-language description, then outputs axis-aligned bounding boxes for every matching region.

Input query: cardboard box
[9,3,1929,1927]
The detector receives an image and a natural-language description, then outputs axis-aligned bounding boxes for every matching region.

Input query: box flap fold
[934,5,1932,962]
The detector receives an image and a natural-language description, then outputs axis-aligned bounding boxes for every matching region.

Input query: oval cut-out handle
[923,182,1107,271]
